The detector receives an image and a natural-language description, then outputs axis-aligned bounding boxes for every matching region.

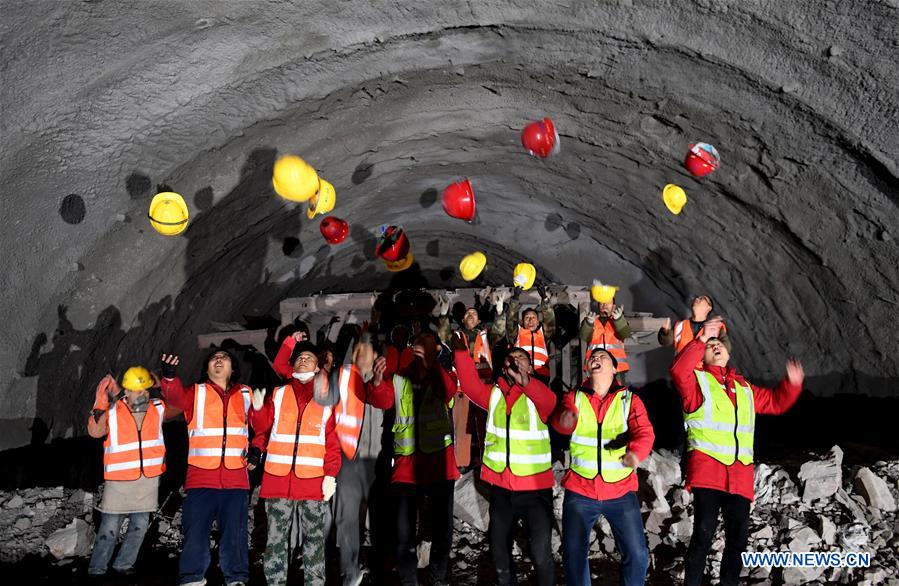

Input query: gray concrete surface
[1,1,898,448]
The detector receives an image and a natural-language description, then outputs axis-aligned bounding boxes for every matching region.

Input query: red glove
[92,375,119,411]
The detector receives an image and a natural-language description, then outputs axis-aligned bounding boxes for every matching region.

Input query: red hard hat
[684,143,721,178]
[320,216,349,244]
[442,179,476,222]
[521,117,560,158]
[375,225,410,261]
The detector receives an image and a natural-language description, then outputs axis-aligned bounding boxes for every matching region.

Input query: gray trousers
[335,454,377,585]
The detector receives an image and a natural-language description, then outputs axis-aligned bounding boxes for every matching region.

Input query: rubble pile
[2,447,898,584]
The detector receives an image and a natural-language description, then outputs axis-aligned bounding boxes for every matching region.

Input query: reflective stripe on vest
[392,375,453,456]
[683,370,754,465]
[517,327,549,376]
[264,385,332,477]
[585,319,629,373]
[336,361,365,460]
[569,390,633,482]
[483,386,552,476]
[187,383,250,470]
[104,398,166,480]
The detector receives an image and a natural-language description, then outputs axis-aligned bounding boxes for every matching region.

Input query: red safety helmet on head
[442,179,476,222]
[684,143,721,178]
[320,216,349,244]
[375,225,410,262]
[521,117,560,158]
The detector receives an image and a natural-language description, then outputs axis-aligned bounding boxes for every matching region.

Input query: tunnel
[1,1,898,583]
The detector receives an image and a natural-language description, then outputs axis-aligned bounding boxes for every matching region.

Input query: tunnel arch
[2,1,898,448]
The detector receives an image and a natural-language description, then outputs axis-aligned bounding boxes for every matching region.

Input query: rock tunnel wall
[1,1,898,449]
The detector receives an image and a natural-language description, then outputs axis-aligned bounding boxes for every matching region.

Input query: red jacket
[273,335,298,380]
[365,364,460,485]
[160,377,250,490]
[670,338,802,501]
[552,384,654,500]
[454,349,557,491]
[249,378,341,500]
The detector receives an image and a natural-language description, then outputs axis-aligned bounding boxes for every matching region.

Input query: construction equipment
[320,216,349,244]
[272,154,320,202]
[521,117,560,158]
[459,251,487,281]
[375,225,410,262]
[591,280,618,304]
[385,253,414,272]
[442,179,476,222]
[684,143,720,178]
[513,263,536,290]
[121,366,154,391]
[307,179,336,219]
[663,184,687,215]
[148,192,189,236]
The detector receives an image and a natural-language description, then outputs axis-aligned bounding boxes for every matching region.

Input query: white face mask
[292,371,315,383]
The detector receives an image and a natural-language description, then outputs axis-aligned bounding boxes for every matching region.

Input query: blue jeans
[88,512,150,575]
[562,490,649,586]
[179,488,249,585]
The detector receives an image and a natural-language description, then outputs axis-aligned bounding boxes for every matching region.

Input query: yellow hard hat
[513,263,536,290]
[307,179,336,219]
[591,280,618,304]
[459,252,487,281]
[273,155,320,202]
[148,192,189,236]
[385,253,414,272]
[662,183,687,215]
[121,366,154,391]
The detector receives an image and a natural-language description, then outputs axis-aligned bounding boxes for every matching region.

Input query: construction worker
[658,294,731,355]
[160,349,252,586]
[86,369,172,578]
[360,330,459,586]
[670,318,804,586]
[435,292,504,471]
[504,287,555,382]
[552,348,654,586]
[288,324,389,586]
[249,339,341,586]
[452,340,558,586]
[580,297,631,380]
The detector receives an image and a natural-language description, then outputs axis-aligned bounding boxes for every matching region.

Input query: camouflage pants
[264,498,328,586]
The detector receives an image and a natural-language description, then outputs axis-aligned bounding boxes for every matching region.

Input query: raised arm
[453,347,493,409]
[363,356,396,410]
[159,354,194,415]
[668,339,706,413]
[519,375,557,421]
[539,299,556,340]
[273,332,304,380]
[751,359,804,415]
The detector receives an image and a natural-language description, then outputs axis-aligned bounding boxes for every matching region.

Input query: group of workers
[85,287,804,586]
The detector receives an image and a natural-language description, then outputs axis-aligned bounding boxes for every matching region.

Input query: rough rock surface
[798,445,843,503]
[1,1,898,450]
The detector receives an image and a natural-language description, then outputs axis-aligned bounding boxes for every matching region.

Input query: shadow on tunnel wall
[4,148,307,489]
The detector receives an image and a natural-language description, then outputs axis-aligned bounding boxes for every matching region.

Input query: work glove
[160,354,179,379]
[585,311,598,325]
[322,475,337,501]
[252,388,266,411]
[611,305,624,320]
[490,289,509,314]
[247,446,262,470]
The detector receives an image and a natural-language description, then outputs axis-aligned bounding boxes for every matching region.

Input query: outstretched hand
[621,451,640,469]
[371,356,387,387]
[785,359,804,387]
[699,316,724,342]
[160,354,179,379]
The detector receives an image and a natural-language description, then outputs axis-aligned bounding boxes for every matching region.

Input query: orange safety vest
[674,320,727,354]
[187,383,251,470]
[264,384,333,478]
[462,329,493,379]
[103,398,166,481]
[335,362,365,460]
[585,319,630,373]
[517,326,549,377]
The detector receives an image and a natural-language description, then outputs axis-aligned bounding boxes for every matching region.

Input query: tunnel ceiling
[2,0,899,434]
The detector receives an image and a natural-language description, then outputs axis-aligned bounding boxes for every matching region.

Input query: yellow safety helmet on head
[307,179,336,219]
[121,366,154,392]
[148,192,189,236]
[273,155,320,202]
[513,263,536,291]
[385,253,414,272]
[459,252,487,281]
[662,184,687,215]
[591,280,618,304]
